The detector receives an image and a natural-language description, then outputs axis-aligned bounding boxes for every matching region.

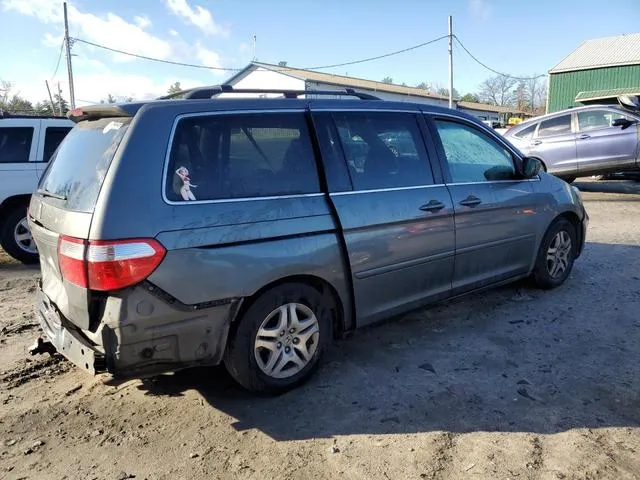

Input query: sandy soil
[1,179,639,480]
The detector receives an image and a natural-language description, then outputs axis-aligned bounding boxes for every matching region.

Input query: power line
[50,38,65,80]
[453,35,546,81]
[301,35,449,70]
[72,38,241,71]
[70,34,450,73]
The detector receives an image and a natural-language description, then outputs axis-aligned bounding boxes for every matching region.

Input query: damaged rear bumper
[34,284,242,379]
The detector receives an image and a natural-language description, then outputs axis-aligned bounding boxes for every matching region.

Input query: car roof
[74,96,482,126]
[506,103,637,134]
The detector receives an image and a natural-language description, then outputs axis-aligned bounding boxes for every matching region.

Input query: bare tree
[517,75,547,113]
[534,77,548,114]
[478,75,516,106]
[0,80,14,106]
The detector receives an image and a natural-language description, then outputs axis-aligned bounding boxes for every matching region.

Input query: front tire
[532,218,577,289]
[223,283,333,395]
[0,206,39,264]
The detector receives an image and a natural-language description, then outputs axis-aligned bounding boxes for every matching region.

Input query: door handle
[578,134,590,139]
[459,195,482,207]
[531,140,542,146]
[419,200,445,212]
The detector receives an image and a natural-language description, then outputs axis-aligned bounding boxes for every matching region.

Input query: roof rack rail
[157,85,380,101]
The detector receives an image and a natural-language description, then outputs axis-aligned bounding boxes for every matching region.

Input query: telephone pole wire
[63,2,76,109]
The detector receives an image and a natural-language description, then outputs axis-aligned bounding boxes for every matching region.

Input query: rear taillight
[58,236,166,291]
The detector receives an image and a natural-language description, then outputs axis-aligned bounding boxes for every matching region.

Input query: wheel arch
[233,274,349,340]
[0,194,31,228]
[557,210,583,254]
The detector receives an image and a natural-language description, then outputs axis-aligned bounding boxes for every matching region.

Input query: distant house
[222,62,527,124]
[547,33,640,112]
[457,101,531,126]
[222,62,451,107]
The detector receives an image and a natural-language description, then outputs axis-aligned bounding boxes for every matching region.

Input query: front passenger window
[434,120,515,183]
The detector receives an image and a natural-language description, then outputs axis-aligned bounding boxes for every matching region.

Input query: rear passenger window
[166,113,319,202]
[333,112,433,190]
[0,127,33,163]
[513,123,537,140]
[43,127,72,162]
[434,120,515,183]
[538,115,572,137]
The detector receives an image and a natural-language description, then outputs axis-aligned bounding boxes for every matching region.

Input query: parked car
[0,113,73,263]
[503,105,640,183]
[28,88,588,395]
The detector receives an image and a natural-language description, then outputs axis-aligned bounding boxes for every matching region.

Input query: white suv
[0,114,73,263]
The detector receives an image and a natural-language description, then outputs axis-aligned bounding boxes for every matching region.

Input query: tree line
[1,75,547,117]
[383,74,548,114]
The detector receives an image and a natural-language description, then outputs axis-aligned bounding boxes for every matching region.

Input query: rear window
[39,118,130,212]
[165,113,319,202]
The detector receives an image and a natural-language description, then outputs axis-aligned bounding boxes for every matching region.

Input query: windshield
[39,117,130,213]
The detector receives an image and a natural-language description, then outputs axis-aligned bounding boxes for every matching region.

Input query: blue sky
[1,0,639,106]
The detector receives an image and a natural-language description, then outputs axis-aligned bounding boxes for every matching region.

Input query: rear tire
[0,206,39,264]
[223,283,333,395]
[532,218,576,290]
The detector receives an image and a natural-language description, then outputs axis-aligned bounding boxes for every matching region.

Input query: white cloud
[1,0,61,23]
[17,72,204,105]
[169,29,179,37]
[195,42,222,70]
[2,0,172,62]
[469,0,491,21]
[134,15,151,29]
[43,32,63,48]
[165,0,228,36]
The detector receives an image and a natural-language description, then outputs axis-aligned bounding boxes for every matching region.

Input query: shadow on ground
[574,179,640,195]
[129,243,640,440]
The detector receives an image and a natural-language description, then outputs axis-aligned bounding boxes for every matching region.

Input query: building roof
[457,101,529,115]
[549,33,640,73]
[575,87,640,103]
[228,62,450,101]
[225,62,530,116]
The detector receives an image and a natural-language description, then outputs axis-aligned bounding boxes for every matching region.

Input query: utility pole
[448,15,454,109]
[45,80,56,115]
[252,34,257,62]
[63,2,76,109]
[57,82,63,116]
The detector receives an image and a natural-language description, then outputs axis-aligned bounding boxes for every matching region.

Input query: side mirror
[522,157,542,178]
[612,118,637,130]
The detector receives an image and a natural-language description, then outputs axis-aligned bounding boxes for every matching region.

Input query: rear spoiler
[67,104,140,123]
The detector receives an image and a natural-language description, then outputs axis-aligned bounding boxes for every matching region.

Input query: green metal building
[547,33,640,113]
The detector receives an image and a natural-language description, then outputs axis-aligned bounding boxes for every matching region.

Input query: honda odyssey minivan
[29,86,588,394]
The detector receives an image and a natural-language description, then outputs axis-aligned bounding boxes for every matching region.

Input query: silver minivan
[28,87,588,394]
[504,105,640,183]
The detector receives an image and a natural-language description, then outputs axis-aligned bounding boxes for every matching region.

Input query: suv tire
[0,206,38,264]
[532,218,576,289]
[224,283,332,395]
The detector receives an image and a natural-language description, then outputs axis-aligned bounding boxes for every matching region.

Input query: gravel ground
[1,178,639,480]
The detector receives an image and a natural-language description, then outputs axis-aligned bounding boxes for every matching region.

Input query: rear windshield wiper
[36,188,67,201]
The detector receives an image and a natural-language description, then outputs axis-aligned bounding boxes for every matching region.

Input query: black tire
[532,218,577,290]
[0,206,39,264]
[223,283,333,395]
[560,176,576,184]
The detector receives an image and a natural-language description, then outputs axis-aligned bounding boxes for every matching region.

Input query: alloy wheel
[253,303,320,379]
[546,230,572,278]
[14,217,37,254]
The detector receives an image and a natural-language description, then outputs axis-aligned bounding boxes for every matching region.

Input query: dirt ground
[1,178,639,480]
